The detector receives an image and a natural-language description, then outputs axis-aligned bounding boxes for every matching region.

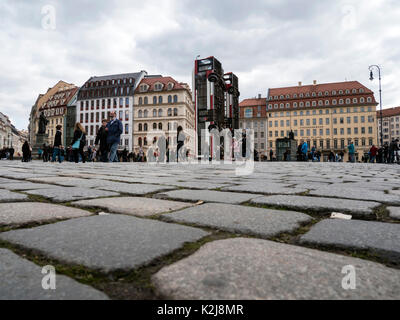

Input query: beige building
[266,81,378,161]
[29,80,76,146]
[239,95,268,158]
[133,75,195,157]
[0,112,12,149]
[378,107,400,145]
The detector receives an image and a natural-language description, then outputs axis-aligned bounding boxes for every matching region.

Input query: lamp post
[369,65,383,147]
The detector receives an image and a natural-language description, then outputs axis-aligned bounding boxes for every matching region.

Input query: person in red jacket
[370,145,378,163]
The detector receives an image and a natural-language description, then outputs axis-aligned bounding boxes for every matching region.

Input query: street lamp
[369,65,383,147]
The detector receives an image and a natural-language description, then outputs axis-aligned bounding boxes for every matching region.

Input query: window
[144,123,148,132]
[125,124,129,134]
[159,96,163,104]
[153,96,157,104]
[173,95,178,103]
[144,110,148,118]
[144,97,148,105]
[158,123,163,130]
[158,109,163,117]
[245,109,253,118]
[173,108,178,116]
[153,109,157,117]
[138,110,143,118]
[168,108,172,116]
[138,137,142,146]
[153,123,157,130]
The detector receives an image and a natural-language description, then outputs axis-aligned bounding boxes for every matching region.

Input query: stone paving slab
[300,220,400,263]
[28,177,108,188]
[388,207,400,220]
[0,189,28,202]
[0,202,93,226]
[251,195,380,216]
[156,189,261,204]
[23,187,120,202]
[309,186,400,204]
[152,238,400,300]
[0,182,56,191]
[96,182,175,195]
[73,197,194,217]
[223,183,308,195]
[168,181,231,190]
[0,215,210,273]
[162,203,312,238]
[0,248,108,300]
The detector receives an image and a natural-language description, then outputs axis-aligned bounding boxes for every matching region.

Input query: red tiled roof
[380,107,400,118]
[40,86,77,111]
[268,81,373,96]
[239,98,266,107]
[135,76,185,93]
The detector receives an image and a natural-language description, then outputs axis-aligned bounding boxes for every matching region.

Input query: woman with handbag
[71,123,86,163]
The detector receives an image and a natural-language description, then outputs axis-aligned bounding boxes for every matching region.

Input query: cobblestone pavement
[0,161,399,300]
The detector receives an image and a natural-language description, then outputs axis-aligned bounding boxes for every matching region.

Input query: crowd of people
[20,111,188,164]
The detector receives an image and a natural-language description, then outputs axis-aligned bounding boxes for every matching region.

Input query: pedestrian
[122,147,128,162]
[157,134,167,163]
[9,147,14,161]
[71,122,86,163]
[52,125,63,163]
[369,145,378,163]
[95,119,109,162]
[106,111,123,163]
[177,126,185,162]
[301,141,308,161]
[347,141,356,163]
[42,144,49,162]
[269,149,274,162]
[22,141,30,162]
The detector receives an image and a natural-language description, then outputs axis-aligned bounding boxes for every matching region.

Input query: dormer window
[167,83,174,90]
[154,83,163,91]
[140,84,148,92]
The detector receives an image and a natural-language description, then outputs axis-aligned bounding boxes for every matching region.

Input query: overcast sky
[1,0,399,130]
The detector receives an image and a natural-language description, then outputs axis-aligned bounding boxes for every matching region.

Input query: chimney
[298,81,302,86]
[258,94,262,99]
[313,80,317,85]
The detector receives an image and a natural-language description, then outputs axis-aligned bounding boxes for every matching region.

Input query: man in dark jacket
[52,125,63,163]
[106,111,123,162]
[95,119,109,162]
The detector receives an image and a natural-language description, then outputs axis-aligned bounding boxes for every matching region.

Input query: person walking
[71,122,86,163]
[22,141,30,162]
[301,141,308,162]
[52,125,63,163]
[42,144,49,162]
[347,141,356,163]
[106,111,123,163]
[95,119,109,162]
[269,149,274,162]
[369,145,378,163]
[177,126,185,163]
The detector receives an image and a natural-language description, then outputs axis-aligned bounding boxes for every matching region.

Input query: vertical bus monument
[193,56,240,160]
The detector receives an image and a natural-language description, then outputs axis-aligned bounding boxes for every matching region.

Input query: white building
[76,71,147,151]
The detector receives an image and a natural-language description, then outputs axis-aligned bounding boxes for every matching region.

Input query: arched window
[139,97,143,105]
[360,97,365,103]
[367,97,372,103]
[173,95,178,103]
[153,123,157,130]
[168,108,172,116]
[158,123,162,130]
[353,98,358,104]
[144,123,148,131]
[144,110,148,118]
[159,96,163,104]
[153,109,157,117]
[138,123,143,131]
[138,110,143,118]
[138,137,142,146]
[346,98,351,104]
[168,95,172,103]
[144,97,148,105]
[173,108,178,116]
[158,109,163,117]
[144,137,147,146]
[153,96,157,104]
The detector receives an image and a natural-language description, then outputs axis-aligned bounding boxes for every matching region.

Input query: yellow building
[266,81,378,161]
[133,76,195,157]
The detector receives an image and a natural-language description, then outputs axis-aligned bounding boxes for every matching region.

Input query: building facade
[239,95,268,157]
[76,71,147,151]
[378,106,400,145]
[29,81,75,146]
[265,81,378,161]
[40,84,78,145]
[0,112,12,149]
[133,75,195,156]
